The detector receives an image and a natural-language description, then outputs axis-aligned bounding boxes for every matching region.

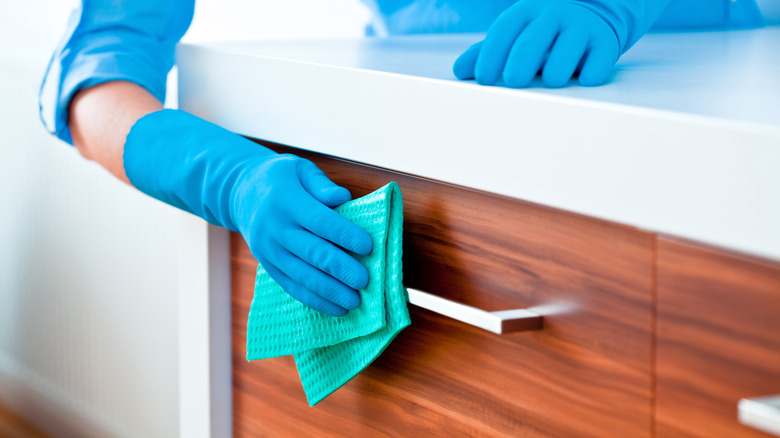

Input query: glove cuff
[124,109,274,230]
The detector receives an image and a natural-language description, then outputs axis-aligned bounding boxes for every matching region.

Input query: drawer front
[231,141,654,436]
[656,238,780,437]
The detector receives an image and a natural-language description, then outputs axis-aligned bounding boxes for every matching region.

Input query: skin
[68,81,162,184]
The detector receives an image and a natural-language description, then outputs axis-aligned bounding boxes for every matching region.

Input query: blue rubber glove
[124,109,373,317]
[453,0,670,88]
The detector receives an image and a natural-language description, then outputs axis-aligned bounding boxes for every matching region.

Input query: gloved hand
[124,109,373,317]
[453,0,670,88]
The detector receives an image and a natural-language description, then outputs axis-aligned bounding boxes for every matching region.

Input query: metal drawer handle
[739,395,780,437]
[406,288,543,334]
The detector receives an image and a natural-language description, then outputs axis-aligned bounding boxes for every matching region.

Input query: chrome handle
[406,288,543,334]
[739,395,780,437]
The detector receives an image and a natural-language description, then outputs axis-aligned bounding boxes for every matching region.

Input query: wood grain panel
[232,141,655,436]
[0,402,51,438]
[656,237,780,437]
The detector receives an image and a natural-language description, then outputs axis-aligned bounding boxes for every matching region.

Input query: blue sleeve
[652,0,764,30]
[362,0,516,35]
[363,0,764,37]
[39,0,195,144]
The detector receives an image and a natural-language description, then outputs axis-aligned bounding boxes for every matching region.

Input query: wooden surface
[231,141,655,436]
[655,237,780,437]
[0,402,50,438]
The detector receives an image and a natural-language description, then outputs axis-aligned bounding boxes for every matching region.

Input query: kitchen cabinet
[229,145,780,437]
[176,28,780,437]
[655,238,780,437]
[231,143,654,436]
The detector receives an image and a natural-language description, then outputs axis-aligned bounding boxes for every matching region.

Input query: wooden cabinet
[231,142,655,437]
[655,237,780,437]
[229,142,780,437]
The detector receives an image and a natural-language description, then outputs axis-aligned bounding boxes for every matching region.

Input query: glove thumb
[453,41,481,80]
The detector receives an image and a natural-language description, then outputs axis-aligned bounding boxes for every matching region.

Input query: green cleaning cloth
[245,182,411,406]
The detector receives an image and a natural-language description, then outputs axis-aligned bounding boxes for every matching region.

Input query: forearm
[68,81,163,184]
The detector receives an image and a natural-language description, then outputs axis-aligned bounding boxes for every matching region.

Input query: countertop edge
[177,41,780,262]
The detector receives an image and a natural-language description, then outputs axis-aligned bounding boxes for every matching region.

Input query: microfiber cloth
[245,182,411,406]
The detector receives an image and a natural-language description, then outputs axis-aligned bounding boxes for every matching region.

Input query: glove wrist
[124,109,275,231]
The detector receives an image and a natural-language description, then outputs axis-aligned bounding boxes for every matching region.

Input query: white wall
[0,2,182,437]
[0,1,367,437]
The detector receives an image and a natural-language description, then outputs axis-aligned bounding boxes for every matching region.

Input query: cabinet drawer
[231,141,654,436]
[656,238,780,437]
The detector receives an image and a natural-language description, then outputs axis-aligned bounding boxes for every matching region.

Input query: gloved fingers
[280,228,370,291]
[541,27,589,88]
[261,259,350,317]
[296,159,351,208]
[475,6,533,85]
[271,247,361,310]
[578,35,618,86]
[271,245,360,310]
[503,12,561,88]
[293,198,373,256]
[453,41,482,80]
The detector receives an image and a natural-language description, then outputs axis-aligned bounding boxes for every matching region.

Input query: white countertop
[177,27,780,261]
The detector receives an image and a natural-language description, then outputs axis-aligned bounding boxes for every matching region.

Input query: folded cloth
[246,182,411,406]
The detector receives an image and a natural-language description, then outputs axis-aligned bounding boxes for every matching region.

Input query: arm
[69,81,161,184]
[44,2,373,316]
